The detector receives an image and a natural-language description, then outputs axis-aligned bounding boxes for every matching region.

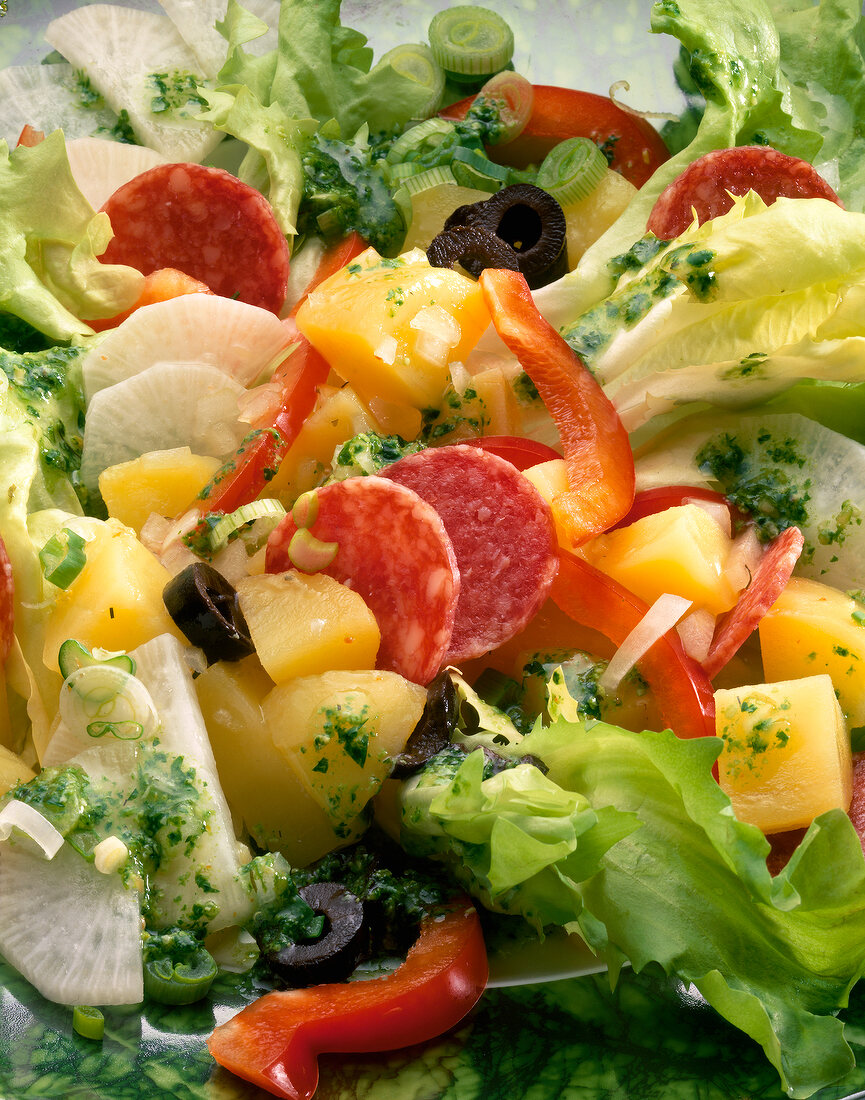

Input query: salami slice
[100,163,290,314]
[848,752,865,858]
[702,525,805,680]
[647,146,843,240]
[383,445,559,663]
[265,477,459,685]
[0,535,12,664]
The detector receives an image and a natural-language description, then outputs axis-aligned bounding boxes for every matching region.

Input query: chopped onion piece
[676,608,716,664]
[0,800,64,859]
[410,304,461,366]
[374,334,398,365]
[449,359,472,396]
[688,498,731,537]
[94,835,129,874]
[726,524,764,593]
[599,593,693,695]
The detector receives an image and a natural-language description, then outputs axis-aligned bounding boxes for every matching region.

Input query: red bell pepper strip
[440,85,670,188]
[207,899,488,1100]
[480,268,635,546]
[551,550,716,740]
[703,525,804,681]
[463,434,561,471]
[196,234,367,515]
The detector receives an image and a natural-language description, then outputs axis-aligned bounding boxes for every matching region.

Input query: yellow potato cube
[263,669,427,827]
[267,384,375,503]
[235,572,380,684]
[523,459,571,548]
[715,675,852,833]
[99,447,221,532]
[562,170,637,269]
[583,503,739,614]
[196,657,362,864]
[760,577,865,727]
[296,246,490,410]
[43,519,184,668]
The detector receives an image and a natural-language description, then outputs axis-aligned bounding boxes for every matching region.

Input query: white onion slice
[599,593,693,695]
[0,800,64,859]
[676,608,716,664]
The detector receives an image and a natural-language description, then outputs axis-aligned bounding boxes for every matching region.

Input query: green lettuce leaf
[555,194,865,431]
[538,0,864,326]
[522,718,865,1099]
[0,133,142,342]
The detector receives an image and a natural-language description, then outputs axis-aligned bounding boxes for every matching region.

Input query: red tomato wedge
[85,267,212,332]
[16,125,45,148]
[480,268,634,546]
[196,235,367,515]
[207,899,487,1100]
[441,85,670,188]
[552,550,716,740]
[0,535,14,664]
[647,146,843,239]
[463,435,561,471]
[702,525,805,680]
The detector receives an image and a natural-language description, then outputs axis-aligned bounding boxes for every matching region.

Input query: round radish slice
[45,4,222,163]
[0,64,123,148]
[82,294,294,401]
[266,477,460,685]
[99,163,290,314]
[66,136,168,211]
[0,840,143,1006]
[80,361,246,493]
[384,445,559,662]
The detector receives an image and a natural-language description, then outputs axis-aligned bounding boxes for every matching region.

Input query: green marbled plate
[0,1,861,1098]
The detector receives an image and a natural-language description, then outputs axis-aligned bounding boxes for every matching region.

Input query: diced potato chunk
[43,519,184,667]
[523,459,571,548]
[263,670,427,828]
[715,675,852,833]
[760,577,865,727]
[562,170,637,269]
[196,657,362,864]
[0,743,35,795]
[99,447,221,533]
[296,246,490,410]
[236,572,380,684]
[583,503,739,614]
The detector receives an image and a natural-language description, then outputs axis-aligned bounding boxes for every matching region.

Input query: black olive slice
[162,562,254,664]
[440,183,568,289]
[390,670,459,779]
[427,224,521,278]
[268,883,367,987]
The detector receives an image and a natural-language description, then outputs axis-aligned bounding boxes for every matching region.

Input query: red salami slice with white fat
[848,752,865,857]
[647,146,843,239]
[0,536,13,664]
[100,163,290,314]
[383,445,559,663]
[265,476,459,685]
[702,525,805,680]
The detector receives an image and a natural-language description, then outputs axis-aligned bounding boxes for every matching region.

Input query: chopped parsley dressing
[148,71,208,117]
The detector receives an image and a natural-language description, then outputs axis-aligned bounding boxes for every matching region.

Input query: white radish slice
[66,136,168,210]
[80,361,246,493]
[82,294,294,401]
[0,840,143,1005]
[130,634,253,930]
[45,5,222,163]
[157,0,280,78]
[0,63,121,147]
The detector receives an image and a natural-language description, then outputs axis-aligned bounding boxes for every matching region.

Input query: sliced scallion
[401,165,457,197]
[536,137,608,206]
[72,1004,105,1041]
[39,528,87,589]
[379,43,445,119]
[288,527,338,573]
[451,145,511,191]
[386,116,454,165]
[143,949,217,1006]
[291,490,320,531]
[428,5,514,80]
[208,499,287,552]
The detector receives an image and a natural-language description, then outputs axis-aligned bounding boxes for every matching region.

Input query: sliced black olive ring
[162,561,254,665]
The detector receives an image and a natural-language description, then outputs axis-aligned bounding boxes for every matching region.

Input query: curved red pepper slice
[207,899,487,1100]
[480,268,635,546]
[463,434,561,471]
[440,85,669,188]
[551,550,715,740]
[703,525,804,681]
[196,234,368,516]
